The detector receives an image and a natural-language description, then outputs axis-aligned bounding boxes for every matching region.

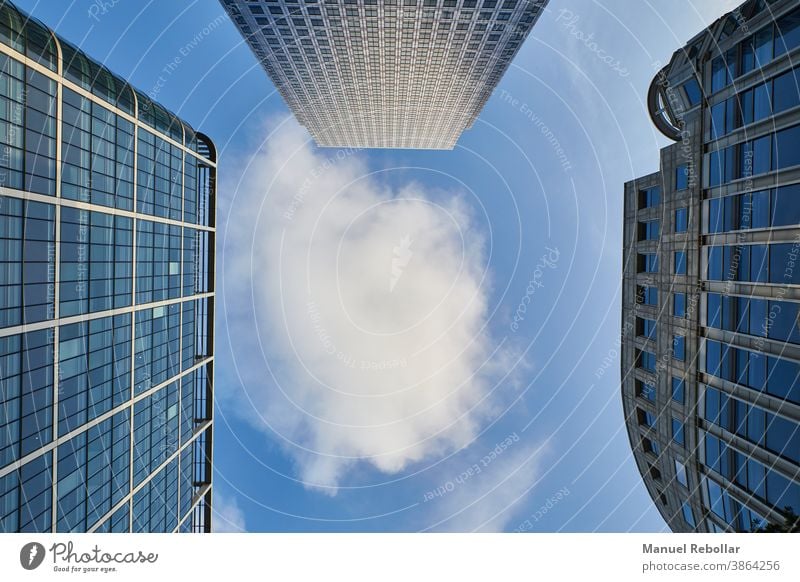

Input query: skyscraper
[0,1,216,532]
[221,0,548,149]
[622,0,800,533]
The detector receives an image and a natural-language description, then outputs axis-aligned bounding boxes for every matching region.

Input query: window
[673,335,685,361]
[675,208,688,233]
[753,134,772,175]
[711,100,727,139]
[703,386,799,464]
[61,88,133,210]
[708,149,724,187]
[60,208,133,317]
[711,55,729,93]
[703,475,767,532]
[683,78,701,106]
[674,251,686,275]
[776,8,800,56]
[637,408,656,428]
[706,244,776,282]
[703,432,800,515]
[671,377,685,403]
[773,68,800,114]
[638,253,658,273]
[704,339,800,405]
[0,197,55,327]
[642,437,659,456]
[672,418,685,446]
[637,285,658,306]
[58,315,131,436]
[636,379,656,402]
[637,349,657,373]
[771,183,800,226]
[638,220,660,241]
[770,243,800,284]
[57,410,129,531]
[637,317,657,340]
[674,459,688,487]
[774,124,800,171]
[754,81,773,121]
[682,503,696,527]
[706,125,800,186]
[754,26,774,67]
[0,58,57,196]
[673,293,686,317]
[0,331,53,465]
[676,164,689,190]
[767,299,800,344]
[638,186,660,209]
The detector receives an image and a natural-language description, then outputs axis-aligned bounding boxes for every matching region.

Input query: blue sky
[19,0,741,532]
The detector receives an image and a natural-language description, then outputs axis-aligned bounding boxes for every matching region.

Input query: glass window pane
[676,164,689,190]
[753,82,772,121]
[672,377,685,403]
[754,26,774,67]
[776,9,800,56]
[674,251,686,275]
[774,125,800,170]
[675,207,688,232]
[771,184,800,227]
[754,135,772,175]
[674,293,686,317]
[773,68,800,113]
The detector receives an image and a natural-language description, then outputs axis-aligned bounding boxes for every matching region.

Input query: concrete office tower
[0,1,216,532]
[221,0,548,149]
[622,0,800,533]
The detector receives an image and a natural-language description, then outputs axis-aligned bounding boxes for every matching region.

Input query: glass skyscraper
[622,0,800,533]
[0,1,215,532]
[220,0,548,149]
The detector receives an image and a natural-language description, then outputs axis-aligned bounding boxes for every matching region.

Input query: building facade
[622,0,800,533]
[0,1,215,532]
[220,0,548,149]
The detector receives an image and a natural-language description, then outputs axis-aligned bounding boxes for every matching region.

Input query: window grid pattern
[222,0,548,149]
[60,207,133,318]
[707,184,800,233]
[56,409,130,532]
[704,385,799,464]
[0,451,51,532]
[58,314,131,437]
[136,129,183,220]
[61,87,134,210]
[132,456,179,533]
[0,1,215,534]
[135,220,182,305]
[0,54,56,195]
[132,381,179,488]
[704,338,800,405]
[0,197,55,327]
[134,305,181,397]
[0,330,53,466]
[706,292,800,344]
[704,431,800,516]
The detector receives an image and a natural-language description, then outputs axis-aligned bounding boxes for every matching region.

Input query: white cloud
[423,437,548,532]
[221,117,516,493]
[212,490,247,533]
